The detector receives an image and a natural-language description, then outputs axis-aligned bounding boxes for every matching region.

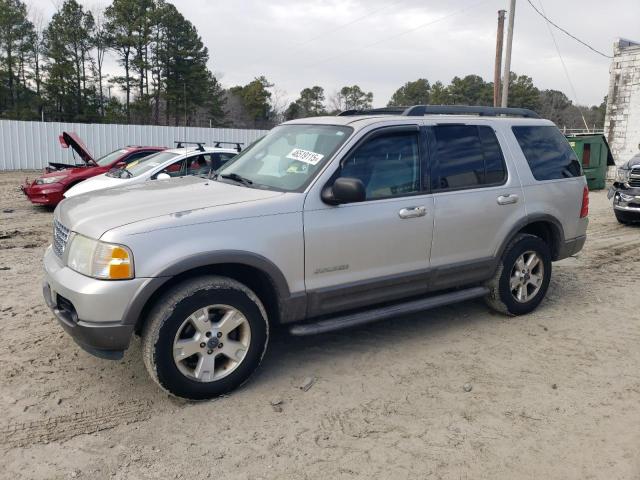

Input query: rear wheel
[142,276,268,400]
[485,234,552,316]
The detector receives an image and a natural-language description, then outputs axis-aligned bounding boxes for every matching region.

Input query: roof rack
[214,141,244,153]
[174,141,206,151]
[337,105,540,119]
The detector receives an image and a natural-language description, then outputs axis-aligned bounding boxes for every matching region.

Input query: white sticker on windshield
[286,148,324,165]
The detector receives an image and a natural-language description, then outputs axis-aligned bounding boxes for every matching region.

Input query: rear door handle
[398,206,426,219]
[497,194,519,205]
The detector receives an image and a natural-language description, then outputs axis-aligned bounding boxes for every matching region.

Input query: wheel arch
[497,215,565,262]
[131,251,301,334]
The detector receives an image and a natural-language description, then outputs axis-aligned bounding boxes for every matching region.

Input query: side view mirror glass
[321,177,366,205]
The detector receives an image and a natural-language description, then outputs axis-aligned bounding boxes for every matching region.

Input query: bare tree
[269,85,288,124]
[28,7,45,100]
[327,89,344,113]
[91,3,108,117]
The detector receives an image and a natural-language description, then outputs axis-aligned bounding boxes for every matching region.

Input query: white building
[604,38,640,165]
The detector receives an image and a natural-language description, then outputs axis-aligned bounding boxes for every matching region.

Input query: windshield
[217,124,353,191]
[95,149,129,167]
[124,151,181,177]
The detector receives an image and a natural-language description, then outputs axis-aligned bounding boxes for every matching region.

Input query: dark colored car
[21,132,164,206]
[608,149,640,224]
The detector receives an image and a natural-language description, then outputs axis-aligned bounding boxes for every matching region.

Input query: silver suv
[43,106,588,399]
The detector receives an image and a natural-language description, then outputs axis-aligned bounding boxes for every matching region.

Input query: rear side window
[512,126,582,180]
[430,125,506,191]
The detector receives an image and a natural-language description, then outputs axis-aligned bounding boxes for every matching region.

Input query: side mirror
[321,177,366,205]
[156,173,171,180]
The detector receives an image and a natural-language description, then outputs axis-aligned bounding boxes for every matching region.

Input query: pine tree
[42,0,96,121]
[0,0,35,116]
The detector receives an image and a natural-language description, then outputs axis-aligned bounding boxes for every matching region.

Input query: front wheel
[485,234,552,316]
[142,276,269,400]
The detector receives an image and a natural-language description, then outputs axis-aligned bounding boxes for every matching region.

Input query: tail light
[580,186,589,218]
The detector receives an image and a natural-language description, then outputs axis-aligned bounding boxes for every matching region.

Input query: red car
[21,132,164,206]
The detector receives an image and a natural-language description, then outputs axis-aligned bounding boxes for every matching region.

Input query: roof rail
[338,107,407,116]
[214,141,244,152]
[174,141,206,151]
[337,105,540,119]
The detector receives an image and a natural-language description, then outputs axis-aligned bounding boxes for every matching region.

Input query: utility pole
[501,0,516,108]
[183,82,187,126]
[493,10,506,107]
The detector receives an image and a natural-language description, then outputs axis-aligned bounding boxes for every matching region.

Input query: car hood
[59,131,95,165]
[38,166,92,181]
[64,173,127,198]
[622,153,640,169]
[56,176,284,239]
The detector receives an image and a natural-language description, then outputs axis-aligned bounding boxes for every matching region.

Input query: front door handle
[497,194,519,205]
[398,206,426,219]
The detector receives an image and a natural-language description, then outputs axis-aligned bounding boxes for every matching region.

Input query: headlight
[66,234,134,280]
[619,192,634,202]
[616,168,630,183]
[36,175,66,185]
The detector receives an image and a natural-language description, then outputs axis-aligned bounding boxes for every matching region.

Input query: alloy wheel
[509,250,544,303]
[172,305,251,382]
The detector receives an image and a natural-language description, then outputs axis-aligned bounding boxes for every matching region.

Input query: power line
[250,0,410,67]
[290,0,409,52]
[536,0,589,130]
[526,0,612,58]
[303,0,489,69]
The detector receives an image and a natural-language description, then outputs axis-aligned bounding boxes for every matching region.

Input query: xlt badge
[314,264,349,275]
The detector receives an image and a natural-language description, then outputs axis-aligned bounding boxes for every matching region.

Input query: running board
[289,286,489,336]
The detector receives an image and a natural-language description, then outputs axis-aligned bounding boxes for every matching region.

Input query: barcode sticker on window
[286,148,324,165]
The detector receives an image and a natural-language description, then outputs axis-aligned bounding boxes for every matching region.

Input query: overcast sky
[28,0,640,107]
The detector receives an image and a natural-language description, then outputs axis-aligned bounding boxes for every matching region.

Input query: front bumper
[610,186,640,215]
[22,182,65,206]
[42,246,152,359]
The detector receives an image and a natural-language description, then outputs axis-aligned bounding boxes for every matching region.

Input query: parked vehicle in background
[43,105,588,399]
[608,146,640,224]
[21,132,164,206]
[64,143,238,199]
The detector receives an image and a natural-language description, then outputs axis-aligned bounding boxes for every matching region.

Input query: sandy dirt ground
[1,170,639,479]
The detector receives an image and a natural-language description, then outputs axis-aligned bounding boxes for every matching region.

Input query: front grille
[52,219,70,258]
[630,168,640,188]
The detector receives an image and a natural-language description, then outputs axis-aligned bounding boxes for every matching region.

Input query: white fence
[0,120,268,170]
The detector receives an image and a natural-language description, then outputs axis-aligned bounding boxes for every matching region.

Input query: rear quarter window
[512,125,582,181]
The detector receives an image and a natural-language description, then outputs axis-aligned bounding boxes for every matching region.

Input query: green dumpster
[566,134,616,190]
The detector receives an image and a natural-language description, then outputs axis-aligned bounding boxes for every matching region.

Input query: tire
[142,275,269,400]
[485,233,552,316]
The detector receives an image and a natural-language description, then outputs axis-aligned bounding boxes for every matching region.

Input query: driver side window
[338,131,421,200]
[157,159,186,178]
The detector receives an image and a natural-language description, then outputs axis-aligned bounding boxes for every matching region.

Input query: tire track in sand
[0,400,151,448]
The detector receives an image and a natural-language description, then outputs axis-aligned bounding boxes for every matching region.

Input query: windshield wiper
[119,169,133,178]
[219,172,253,187]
